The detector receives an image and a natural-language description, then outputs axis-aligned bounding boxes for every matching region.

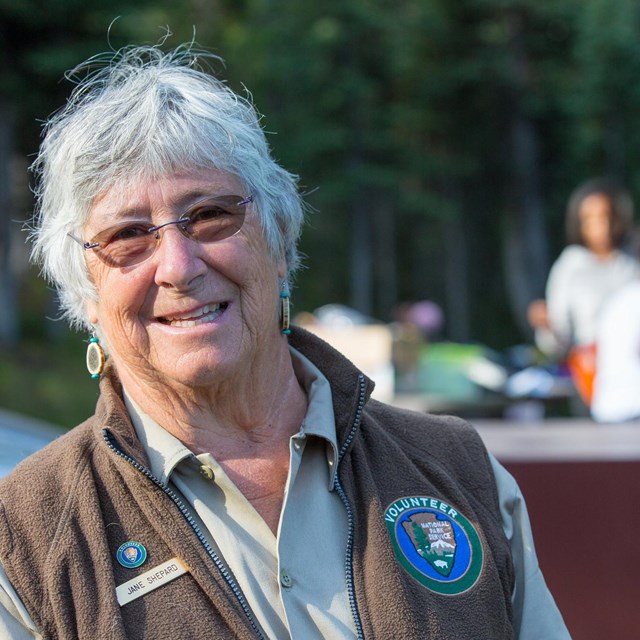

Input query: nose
[152,224,207,289]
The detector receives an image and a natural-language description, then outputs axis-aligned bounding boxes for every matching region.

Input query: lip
[156,302,229,327]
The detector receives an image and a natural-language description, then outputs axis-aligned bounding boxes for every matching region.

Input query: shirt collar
[124,392,194,485]
[289,346,339,489]
[123,344,339,488]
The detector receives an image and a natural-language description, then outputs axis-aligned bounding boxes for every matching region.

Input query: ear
[277,259,288,281]
[86,299,99,325]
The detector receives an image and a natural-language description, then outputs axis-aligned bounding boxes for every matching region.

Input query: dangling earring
[280,283,291,335]
[86,333,105,379]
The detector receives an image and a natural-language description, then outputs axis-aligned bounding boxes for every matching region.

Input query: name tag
[116,557,189,606]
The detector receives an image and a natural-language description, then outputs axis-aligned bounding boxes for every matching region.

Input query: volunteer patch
[384,496,483,595]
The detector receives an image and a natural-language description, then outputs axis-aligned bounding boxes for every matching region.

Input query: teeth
[162,303,226,327]
[168,304,213,321]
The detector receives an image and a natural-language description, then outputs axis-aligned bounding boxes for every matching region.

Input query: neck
[123,337,308,534]
[589,244,616,260]
[119,338,308,457]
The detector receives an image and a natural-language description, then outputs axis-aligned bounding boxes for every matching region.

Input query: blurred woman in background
[528,178,640,403]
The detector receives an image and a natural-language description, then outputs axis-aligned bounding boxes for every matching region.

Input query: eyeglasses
[69,194,253,268]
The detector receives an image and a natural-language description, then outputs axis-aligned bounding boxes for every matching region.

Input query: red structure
[476,421,640,639]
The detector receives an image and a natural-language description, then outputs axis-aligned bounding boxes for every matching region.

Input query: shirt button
[280,569,293,589]
[199,465,214,480]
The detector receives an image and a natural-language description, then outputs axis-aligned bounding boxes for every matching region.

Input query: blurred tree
[0,0,182,344]
[0,100,18,345]
[486,0,577,338]
[570,0,640,183]
[207,0,586,346]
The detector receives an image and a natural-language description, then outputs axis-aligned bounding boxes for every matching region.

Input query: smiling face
[84,169,287,393]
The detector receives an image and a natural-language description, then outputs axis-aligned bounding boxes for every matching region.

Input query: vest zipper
[102,430,266,640]
[335,373,367,640]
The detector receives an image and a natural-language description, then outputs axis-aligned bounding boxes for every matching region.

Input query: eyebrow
[97,187,230,222]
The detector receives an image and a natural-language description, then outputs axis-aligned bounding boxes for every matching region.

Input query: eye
[107,223,152,243]
[188,203,233,224]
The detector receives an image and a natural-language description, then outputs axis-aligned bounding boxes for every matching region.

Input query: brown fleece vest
[0,328,513,639]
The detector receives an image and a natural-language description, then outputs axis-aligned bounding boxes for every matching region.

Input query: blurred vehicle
[0,409,64,478]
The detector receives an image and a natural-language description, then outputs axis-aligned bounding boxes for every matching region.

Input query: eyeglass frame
[67,194,254,268]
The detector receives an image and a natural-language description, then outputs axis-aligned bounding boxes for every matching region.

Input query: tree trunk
[0,103,19,347]
[349,192,374,315]
[503,11,549,339]
[443,210,470,342]
[373,192,397,321]
[503,114,549,337]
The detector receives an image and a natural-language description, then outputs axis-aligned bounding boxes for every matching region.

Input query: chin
[165,352,240,389]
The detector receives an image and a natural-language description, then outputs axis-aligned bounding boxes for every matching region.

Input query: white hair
[29,44,304,331]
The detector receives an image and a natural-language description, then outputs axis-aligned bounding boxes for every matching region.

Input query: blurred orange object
[567,343,597,406]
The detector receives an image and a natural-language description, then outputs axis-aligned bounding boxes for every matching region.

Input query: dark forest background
[2,0,639,423]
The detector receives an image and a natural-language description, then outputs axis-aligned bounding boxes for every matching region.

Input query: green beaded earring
[86,334,105,379]
[280,285,291,335]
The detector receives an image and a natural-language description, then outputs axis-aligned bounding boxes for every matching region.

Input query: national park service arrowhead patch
[116,541,148,569]
[384,496,484,595]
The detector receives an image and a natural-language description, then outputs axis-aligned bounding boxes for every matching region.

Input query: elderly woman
[0,46,569,639]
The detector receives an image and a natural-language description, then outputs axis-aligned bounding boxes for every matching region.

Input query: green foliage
[0,335,98,428]
[569,0,640,179]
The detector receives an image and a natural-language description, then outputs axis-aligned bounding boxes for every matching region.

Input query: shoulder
[365,399,480,441]
[0,418,102,609]
[1,418,97,485]
[0,418,99,534]
[546,246,592,293]
[360,400,492,474]
[611,249,640,271]
[550,245,591,272]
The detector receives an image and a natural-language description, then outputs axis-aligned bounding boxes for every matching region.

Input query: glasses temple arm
[66,232,98,250]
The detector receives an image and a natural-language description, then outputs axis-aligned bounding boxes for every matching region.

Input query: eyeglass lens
[87,195,251,267]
